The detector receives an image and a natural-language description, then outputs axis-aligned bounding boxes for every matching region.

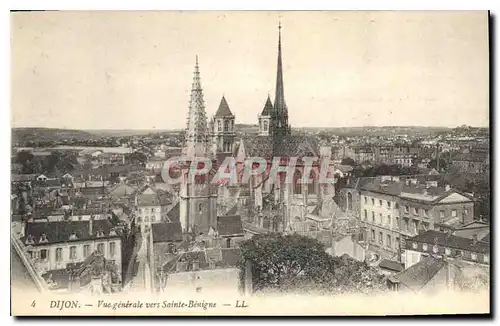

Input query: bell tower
[258,95,273,136]
[211,95,236,155]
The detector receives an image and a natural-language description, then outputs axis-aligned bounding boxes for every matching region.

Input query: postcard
[10,10,490,316]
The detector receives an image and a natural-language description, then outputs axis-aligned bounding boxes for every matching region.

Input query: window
[56,248,62,262]
[451,209,457,217]
[413,207,419,215]
[40,249,48,260]
[396,217,400,229]
[387,201,391,208]
[364,196,367,204]
[471,253,477,261]
[371,198,375,206]
[404,205,409,213]
[379,200,383,206]
[379,213,382,224]
[372,212,375,223]
[371,229,375,241]
[412,242,418,249]
[198,203,203,212]
[445,248,451,255]
[424,209,429,217]
[84,245,90,258]
[263,121,268,131]
[379,232,383,245]
[294,171,302,195]
[422,244,428,251]
[404,219,409,232]
[433,245,439,254]
[109,242,116,257]
[97,243,104,254]
[440,210,445,218]
[224,120,229,132]
[217,120,222,131]
[364,210,367,220]
[463,209,468,216]
[396,203,400,209]
[387,235,391,247]
[69,246,77,259]
[387,215,391,226]
[484,255,489,263]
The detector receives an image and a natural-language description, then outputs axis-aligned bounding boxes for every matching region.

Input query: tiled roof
[407,230,490,254]
[166,202,180,223]
[151,222,183,243]
[217,215,244,237]
[22,219,117,245]
[240,134,320,159]
[214,96,234,117]
[393,256,446,292]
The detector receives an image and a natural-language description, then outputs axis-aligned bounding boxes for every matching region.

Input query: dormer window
[69,232,78,240]
[445,248,451,255]
[39,233,48,243]
[412,242,418,250]
[432,245,439,254]
[109,230,117,236]
[26,235,35,245]
[96,230,105,237]
[422,244,428,251]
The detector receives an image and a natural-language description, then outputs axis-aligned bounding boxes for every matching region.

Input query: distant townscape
[11,24,489,299]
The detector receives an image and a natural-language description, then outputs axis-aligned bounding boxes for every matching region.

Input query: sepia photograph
[9,10,490,316]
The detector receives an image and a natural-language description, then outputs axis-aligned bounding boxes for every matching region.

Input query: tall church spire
[184,56,209,158]
[272,21,291,137]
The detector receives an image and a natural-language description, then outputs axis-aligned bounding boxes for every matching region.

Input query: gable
[142,186,156,195]
[438,192,472,204]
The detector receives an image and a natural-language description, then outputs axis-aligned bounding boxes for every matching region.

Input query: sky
[11,11,489,130]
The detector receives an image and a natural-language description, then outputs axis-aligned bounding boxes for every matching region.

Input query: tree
[341,157,356,166]
[239,233,387,295]
[239,233,336,293]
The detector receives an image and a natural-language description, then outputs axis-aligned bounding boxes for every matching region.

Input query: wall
[165,268,240,296]
[30,237,122,278]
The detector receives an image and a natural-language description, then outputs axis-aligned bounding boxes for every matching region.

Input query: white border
[1,1,498,325]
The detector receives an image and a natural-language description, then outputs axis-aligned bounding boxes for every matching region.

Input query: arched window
[308,170,316,195]
[347,192,353,211]
[263,121,268,131]
[217,120,222,131]
[198,203,203,213]
[364,209,368,220]
[224,120,229,132]
[293,170,302,195]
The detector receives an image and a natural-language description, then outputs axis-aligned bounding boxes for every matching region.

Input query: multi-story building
[403,230,490,269]
[342,176,475,258]
[20,216,122,292]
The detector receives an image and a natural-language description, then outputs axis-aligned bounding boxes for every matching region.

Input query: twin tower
[184,23,291,159]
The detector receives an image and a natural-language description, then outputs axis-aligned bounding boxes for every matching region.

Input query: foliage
[240,233,387,295]
[454,270,489,293]
[340,157,356,166]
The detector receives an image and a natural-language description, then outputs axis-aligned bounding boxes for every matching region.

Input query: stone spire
[184,56,209,158]
[272,21,291,137]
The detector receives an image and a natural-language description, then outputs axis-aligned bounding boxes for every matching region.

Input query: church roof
[261,95,273,116]
[237,135,320,160]
[214,96,234,117]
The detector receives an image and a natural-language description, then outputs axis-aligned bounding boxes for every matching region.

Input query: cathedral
[178,23,337,239]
